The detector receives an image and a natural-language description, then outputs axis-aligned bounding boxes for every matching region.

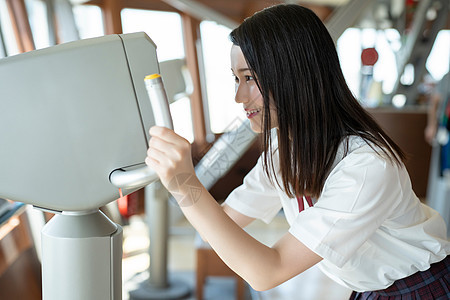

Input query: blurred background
[0,0,448,299]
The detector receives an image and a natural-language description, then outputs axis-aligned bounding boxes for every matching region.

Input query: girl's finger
[145,156,167,180]
[145,156,158,168]
[147,145,170,165]
[148,136,173,154]
[148,138,186,164]
[149,126,188,145]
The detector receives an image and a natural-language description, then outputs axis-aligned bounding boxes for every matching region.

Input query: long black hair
[229,4,405,198]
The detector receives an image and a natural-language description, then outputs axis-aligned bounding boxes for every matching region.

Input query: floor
[121,208,353,300]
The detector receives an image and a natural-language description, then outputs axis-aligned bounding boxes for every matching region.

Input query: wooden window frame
[6,0,35,53]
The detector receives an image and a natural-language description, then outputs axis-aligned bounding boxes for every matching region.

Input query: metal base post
[128,271,191,300]
[41,209,123,300]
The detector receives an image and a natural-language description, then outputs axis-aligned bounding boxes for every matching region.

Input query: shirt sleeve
[224,154,282,224]
[289,147,404,267]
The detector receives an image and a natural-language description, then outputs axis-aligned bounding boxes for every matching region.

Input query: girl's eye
[233,74,254,84]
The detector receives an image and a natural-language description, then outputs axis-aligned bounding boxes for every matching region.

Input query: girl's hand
[145,126,202,206]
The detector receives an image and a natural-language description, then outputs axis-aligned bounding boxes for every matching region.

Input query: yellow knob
[145,74,161,80]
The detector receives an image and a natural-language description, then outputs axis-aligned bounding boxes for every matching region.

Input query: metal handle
[109,165,160,189]
[144,74,174,130]
[109,74,173,189]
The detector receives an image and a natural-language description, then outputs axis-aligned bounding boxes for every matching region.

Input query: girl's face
[230,45,277,133]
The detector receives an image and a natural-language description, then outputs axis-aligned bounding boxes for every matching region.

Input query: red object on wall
[361,48,379,66]
[118,192,139,219]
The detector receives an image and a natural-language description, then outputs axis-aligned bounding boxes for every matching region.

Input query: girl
[146,4,450,299]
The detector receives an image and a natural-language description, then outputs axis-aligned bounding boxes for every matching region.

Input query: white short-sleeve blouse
[224,136,450,292]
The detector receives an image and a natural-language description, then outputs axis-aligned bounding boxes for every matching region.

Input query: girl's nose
[234,84,247,104]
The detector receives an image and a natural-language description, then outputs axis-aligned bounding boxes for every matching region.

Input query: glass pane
[200,20,241,134]
[25,0,50,49]
[73,4,104,39]
[337,28,361,99]
[121,9,184,61]
[0,0,19,55]
[426,30,449,81]
[371,29,398,95]
[121,9,192,141]
[170,97,194,143]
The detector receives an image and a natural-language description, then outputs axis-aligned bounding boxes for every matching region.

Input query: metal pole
[146,182,169,288]
[128,182,190,300]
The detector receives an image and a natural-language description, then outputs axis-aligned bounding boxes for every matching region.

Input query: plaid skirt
[349,256,450,300]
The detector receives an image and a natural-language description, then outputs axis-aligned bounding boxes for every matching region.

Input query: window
[337,28,362,99]
[25,0,50,49]
[0,0,19,56]
[426,30,449,81]
[73,4,104,39]
[121,9,193,142]
[200,20,241,133]
[121,9,184,61]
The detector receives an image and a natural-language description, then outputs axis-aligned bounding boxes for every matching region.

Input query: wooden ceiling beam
[84,0,179,12]
[83,0,337,25]
[163,0,239,29]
